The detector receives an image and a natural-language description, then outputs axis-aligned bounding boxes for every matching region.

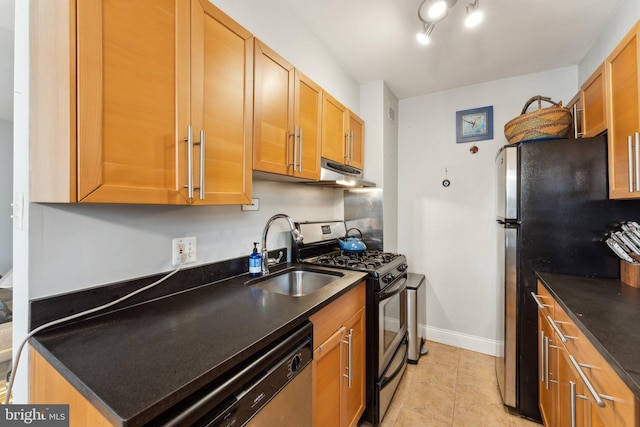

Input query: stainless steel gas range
[295,221,409,426]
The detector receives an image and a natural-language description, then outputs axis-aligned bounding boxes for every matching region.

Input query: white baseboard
[419,324,502,357]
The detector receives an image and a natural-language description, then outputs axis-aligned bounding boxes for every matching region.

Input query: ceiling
[281,0,621,100]
[0,0,623,121]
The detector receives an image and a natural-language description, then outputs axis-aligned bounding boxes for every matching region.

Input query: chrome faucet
[261,214,304,275]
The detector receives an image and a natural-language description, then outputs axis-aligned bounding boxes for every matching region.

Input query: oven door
[378,275,408,375]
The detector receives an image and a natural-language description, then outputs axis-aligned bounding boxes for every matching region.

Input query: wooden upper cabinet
[606,21,640,199]
[294,70,323,179]
[582,63,607,138]
[347,112,364,170]
[253,40,295,176]
[253,40,321,180]
[321,93,364,170]
[322,92,348,164]
[187,0,253,205]
[31,0,252,204]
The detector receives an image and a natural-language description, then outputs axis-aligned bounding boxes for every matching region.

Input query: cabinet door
[346,112,364,170]
[567,93,583,139]
[539,315,559,427]
[322,93,348,164]
[313,328,344,427]
[342,307,365,427]
[606,23,640,199]
[582,64,607,138]
[253,40,295,176]
[76,0,189,204]
[188,0,253,205]
[294,71,322,180]
[557,349,587,427]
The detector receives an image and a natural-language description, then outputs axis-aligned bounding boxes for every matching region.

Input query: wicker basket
[504,96,572,144]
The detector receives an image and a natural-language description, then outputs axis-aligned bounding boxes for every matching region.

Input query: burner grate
[305,250,400,271]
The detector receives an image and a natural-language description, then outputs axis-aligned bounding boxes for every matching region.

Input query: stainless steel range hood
[302,158,376,188]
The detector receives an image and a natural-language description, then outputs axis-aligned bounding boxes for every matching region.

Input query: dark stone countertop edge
[30,264,368,427]
[536,271,640,399]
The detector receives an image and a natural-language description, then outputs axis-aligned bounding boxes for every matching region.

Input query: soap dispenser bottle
[249,242,262,277]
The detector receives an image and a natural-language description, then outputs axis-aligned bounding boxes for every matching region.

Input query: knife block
[620,260,640,288]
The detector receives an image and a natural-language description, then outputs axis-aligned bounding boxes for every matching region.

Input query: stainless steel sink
[246,267,343,297]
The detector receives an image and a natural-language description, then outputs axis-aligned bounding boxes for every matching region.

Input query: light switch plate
[241,198,260,211]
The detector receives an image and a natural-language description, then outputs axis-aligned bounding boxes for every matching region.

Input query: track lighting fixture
[465,0,483,28]
[416,23,435,45]
[416,0,484,45]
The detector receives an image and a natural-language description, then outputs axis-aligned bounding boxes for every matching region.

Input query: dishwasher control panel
[203,325,313,427]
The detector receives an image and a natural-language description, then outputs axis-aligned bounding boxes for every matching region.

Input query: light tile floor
[360,341,542,427]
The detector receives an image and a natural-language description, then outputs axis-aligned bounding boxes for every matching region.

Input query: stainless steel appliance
[153,322,313,426]
[495,136,640,421]
[295,221,408,426]
[406,273,427,363]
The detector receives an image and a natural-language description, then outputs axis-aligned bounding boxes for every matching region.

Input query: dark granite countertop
[536,271,640,399]
[30,264,367,427]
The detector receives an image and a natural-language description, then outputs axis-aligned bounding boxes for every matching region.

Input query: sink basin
[246,267,343,297]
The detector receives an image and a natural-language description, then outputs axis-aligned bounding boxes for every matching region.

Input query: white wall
[210,0,360,113]
[0,119,11,275]
[360,81,399,251]
[578,0,640,84]
[12,0,360,402]
[398,66,578,355]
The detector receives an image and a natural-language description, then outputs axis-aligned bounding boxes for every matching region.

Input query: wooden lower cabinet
[310,282,366,427]
[535,281,639,426]
[30,348,114,427]
[539,313,559,426]
[557,347,587,427]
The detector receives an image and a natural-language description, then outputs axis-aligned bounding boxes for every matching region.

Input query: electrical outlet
[172,237,197,266]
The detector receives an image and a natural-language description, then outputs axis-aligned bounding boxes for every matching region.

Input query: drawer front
[310,281,365,348]
[579,338,636,427]
[552,303,582,356]
[534,282,555,318]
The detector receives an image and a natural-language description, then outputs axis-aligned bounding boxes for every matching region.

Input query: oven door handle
[379,277,407,300]
[379,336,408,388]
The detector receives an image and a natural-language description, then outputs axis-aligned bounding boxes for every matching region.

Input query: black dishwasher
[152,322,313,427]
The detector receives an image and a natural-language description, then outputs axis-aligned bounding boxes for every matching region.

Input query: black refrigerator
[495,136,640,421]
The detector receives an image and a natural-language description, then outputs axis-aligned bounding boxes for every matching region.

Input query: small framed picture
[456,106,493,143]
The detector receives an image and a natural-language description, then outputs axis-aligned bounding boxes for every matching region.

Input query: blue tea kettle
[338,228,367,253]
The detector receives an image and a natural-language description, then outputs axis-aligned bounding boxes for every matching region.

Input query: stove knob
[397,263,408,272]
[382,273,395,284]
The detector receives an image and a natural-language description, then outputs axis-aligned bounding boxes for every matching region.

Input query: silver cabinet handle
[629,135,634,193]
[198,130,205,200]
[540,330,545,383]
[570,381,577,427]
[291,126,299,172]
[572,104,584,138]
[635,132,640,192]
[344,131,350,161]
[573,104,578,139]
[298,127,303,172]
[343,328,353,388]
[183,127,205,199]
[568,354,606,408]
[350,129,354,161]
[547,315,567,343]
[544,334,550,390]
[531,292,551,310]
[184,126,194,199]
